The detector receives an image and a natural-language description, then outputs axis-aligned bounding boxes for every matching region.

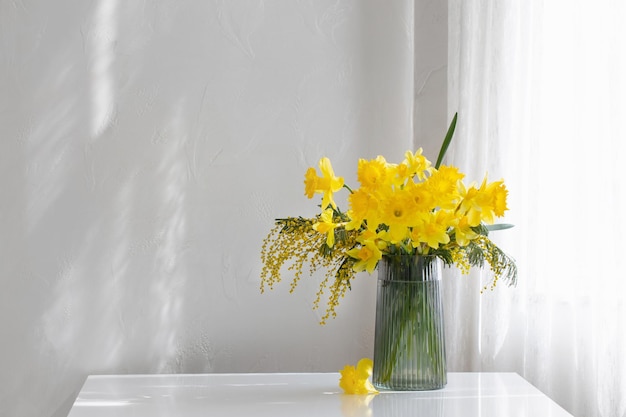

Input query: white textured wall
[414,0,447,157]
[0,1,447,416]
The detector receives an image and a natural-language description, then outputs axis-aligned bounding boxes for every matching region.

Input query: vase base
[373,380,447,391]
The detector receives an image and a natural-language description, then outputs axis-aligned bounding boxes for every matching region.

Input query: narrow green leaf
[485,223,515,231]
[435,112,458,169]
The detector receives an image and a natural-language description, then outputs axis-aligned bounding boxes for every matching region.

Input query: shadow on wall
[2,2,204,415]
[0,1,420,416]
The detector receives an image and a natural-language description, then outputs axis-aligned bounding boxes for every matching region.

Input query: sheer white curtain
[445,1,626,416]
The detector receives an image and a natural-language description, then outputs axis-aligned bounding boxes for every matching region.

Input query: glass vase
[372,254,447,390]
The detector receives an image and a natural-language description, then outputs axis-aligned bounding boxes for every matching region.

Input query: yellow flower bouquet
[260,114,517,324]
[261,114,516,391]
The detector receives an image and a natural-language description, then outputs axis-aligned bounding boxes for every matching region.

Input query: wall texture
[414,0,447,157]
[0,1,446,416]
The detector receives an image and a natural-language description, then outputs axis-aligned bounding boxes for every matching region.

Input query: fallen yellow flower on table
[339,358,379,394]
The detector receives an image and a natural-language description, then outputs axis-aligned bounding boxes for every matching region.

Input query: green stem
[373,256,446,390]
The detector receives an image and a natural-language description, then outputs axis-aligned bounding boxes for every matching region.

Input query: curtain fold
[446,1,626,416]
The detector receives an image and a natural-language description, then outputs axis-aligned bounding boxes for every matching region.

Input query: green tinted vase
[372,255,447,390]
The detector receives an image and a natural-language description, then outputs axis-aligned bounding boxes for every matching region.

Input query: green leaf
[485,223,515,231]
[435,112,458,169]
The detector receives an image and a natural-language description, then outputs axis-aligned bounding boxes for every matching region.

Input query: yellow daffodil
[487,179,509,217]
[379,189,418,243]
[453,215,478,247]
[402,148,433,180]
[319,157,345,209]
[458,175,509,226]
[411,210,452,249]
[391,160,411,186]
[458,179,487,226]
[357,156,390,191]
[347,239,382,273]
[426,165,464,209]
[405,180,434,212]
[304,157,344,209]
[304,167,318,198]
[313,208,340,248]
[359,229,390,252]
[346,189,380,231]
[339,358,378,395]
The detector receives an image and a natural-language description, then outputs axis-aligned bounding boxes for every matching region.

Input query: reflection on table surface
[67,372,573,417]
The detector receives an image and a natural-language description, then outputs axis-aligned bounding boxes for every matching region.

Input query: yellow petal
[339,358,378,395]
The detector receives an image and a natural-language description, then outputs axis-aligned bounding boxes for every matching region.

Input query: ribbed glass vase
[372,254,447,391]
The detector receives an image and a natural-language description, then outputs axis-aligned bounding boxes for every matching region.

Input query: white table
[67,372,573,416]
